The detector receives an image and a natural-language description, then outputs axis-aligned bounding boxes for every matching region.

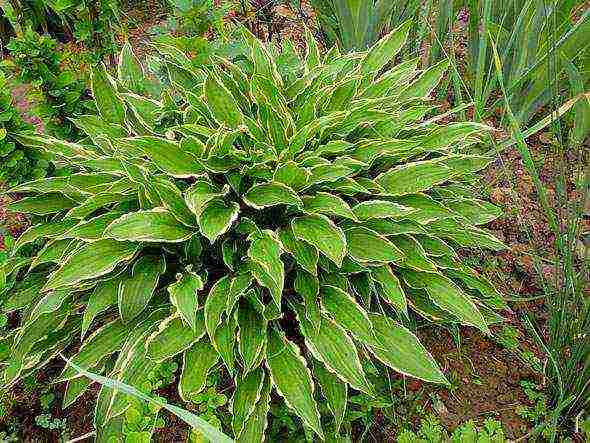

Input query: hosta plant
[1,25,506,441]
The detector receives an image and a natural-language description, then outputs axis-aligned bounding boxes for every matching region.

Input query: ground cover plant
[0,21,511,441]
[0,71,50,187]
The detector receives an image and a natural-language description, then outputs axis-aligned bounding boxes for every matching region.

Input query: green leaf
[168,271,204,331]
[361,20,411,74]
[370,266,407,315]
[45,240,139,291]
[61,212,123,241]
[401,59,449,99]
[236,370,271,443]
[366,313,448,385]
[123,137,204,178]
[204,72,244,128]
[198,199,240,244]
[266,328,323,439]
[91,63,126,126]
[298,311,372,395]
[13,220,78,254]
[82,278,119,338]
[390,235,438,272]
[205,276,231,342]
[273,161,310,191]
[302,193,356,220]
[237,297,267,373]
[243,182,302,209]
[179,338,219,402]
[147,314,206,362]
[320,285,375,344]
[232,368,265,438]
[185,179,228,216]
[152,177,198,227]
[312,360,347,434]
[344,227,405,263]
[294,270,322,332]
[105,209,194,243]
[376,159,453,196]
[278,226,318,276]
[292,215,347,267]
[353,200,416,221]
[420,273,489,333]
[7,194,78,215]
[117,42,145,94]
[118,255,164,323]
[247,230,284,308]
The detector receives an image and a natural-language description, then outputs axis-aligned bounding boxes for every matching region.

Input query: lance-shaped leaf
[352,200,416,221]
[82,278,119,338]
[123,137,204,178]
[247,230,284,307]
[237,370,272,443]
[390,234,438,272]
[105,209,193,243]
[266,329,323,439]
[279,226,318,276]
[420,273,489,333]
[361,20,412,74]
[117,42,145,93]
[297,309,373,395]
[232,368,265,438]
[118,255,164,323]
[237,297,267,373]
[61,212,123,241]
[152,177,198,227]
[302,193,356,220]
[147,314,206,362]
[205,275,231,342]
[45,240,139,291]
[66,192,132,219]
[370,266,407,315]
[7,194,78,215]
[168,271,204,331]
[292,215,347,267]
[91,63,126,125]
[273,161,310,191]
[312,360,347,434]
[13,220,78,254]
[243,182,303,209]
[212,313,237,374]
[198,199,240,244]
[179,338,219,402]
[320,285,375,344]
[401,59,450,99]
[204,72,244,128]
[366,314,448,385]
[294,270,322,332]
[344,227,405,263]
[376,159,453,196]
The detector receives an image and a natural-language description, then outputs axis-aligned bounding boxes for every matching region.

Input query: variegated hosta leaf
[312,360,347,434]
[44,240,139,291]
[168,271,204,331]
[179,338,219,402]
[104,209,194,243]
[146,314,206,362]
[292,215,347,267]
[118,255,165,323]
[266,329,323,439]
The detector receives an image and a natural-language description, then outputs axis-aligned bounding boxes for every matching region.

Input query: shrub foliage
[0,71,50,186]
[1,25,506,440]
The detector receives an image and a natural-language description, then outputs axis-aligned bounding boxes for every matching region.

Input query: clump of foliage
[7,28,92,140]
[164,0,229,36]
[0,0,120,59]
[398,415,506,442]
[1,24,506,441]
[0,71,50,187]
